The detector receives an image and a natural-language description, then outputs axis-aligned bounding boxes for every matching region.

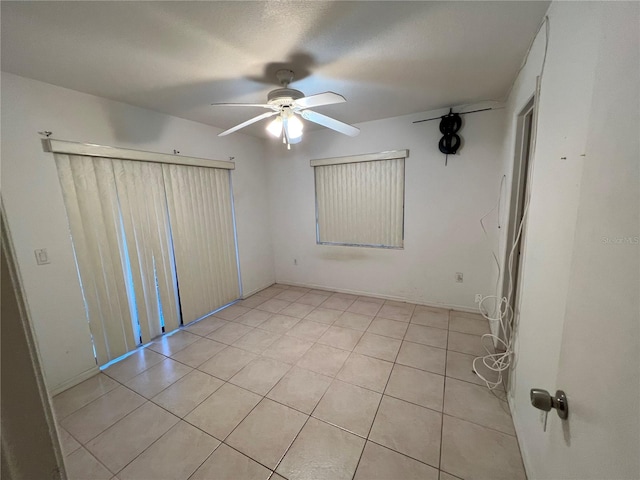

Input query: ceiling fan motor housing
[267,88,305,107]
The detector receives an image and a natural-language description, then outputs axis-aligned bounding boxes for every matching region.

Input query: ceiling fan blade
[301,110,360,137]
[218,111,279,136]
[211,102,275,109]
[294,92,346,109]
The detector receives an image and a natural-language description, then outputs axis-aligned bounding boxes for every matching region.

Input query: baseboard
[241,281,277,299]
[274,279,480,314]
[507,394,534,480]
[48,365,100,396]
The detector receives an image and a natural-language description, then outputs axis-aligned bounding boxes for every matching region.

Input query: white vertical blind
[315,157,405,247]
[54,144,240,365]
[162,164,240,323]
[55,154,138,364]
[112,160,180,341]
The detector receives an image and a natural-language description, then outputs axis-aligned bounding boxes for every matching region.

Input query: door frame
[500,95,536,370]
[1,203,67,479]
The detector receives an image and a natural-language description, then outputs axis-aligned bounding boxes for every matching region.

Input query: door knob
[530,388,569,419]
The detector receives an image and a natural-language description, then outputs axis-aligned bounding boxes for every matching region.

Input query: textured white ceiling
[1,1,549,138]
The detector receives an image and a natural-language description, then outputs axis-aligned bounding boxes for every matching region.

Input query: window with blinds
[312,150,407,248]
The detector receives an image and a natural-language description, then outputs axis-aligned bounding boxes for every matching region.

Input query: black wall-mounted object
[413,106,495,166]
[438,109,462,157]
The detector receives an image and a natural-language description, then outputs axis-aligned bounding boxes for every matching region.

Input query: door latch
[530,388,569,419]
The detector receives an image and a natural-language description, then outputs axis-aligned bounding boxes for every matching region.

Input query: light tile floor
[53,284,526,480]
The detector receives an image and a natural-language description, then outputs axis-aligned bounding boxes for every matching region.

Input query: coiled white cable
[473,16,549,391]
[474,200,529,390]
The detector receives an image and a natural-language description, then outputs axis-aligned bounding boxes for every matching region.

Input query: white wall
[499,2,639,478]
[0,73,275,393]
[268,105,506,310]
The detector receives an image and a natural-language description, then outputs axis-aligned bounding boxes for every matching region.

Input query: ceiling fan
[212,69,359,148]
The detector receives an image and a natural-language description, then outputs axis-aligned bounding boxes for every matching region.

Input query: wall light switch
[34,248,50,265]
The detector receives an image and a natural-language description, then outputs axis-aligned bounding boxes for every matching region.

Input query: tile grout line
[114,416,218,478]
[262,376,444,473]
[84,399,172,456]
[54,383,120,423]
[268,415,312,477]
[365,436,442,471]
[196,331,447,475]
[144,378,285,478]
[349,302,416,480]
[67,443,114,477]
[266,388,321,476]
[268,340,357,478]
[128,335,515,475]
[258,357,332,475]
[262,299,380,478]
[78,360,200,476]
[440,412,517,437]
[110,307,495,414]
[268,361,516,437]
[202,358,313,475]
[81,373,212,478]
[59,375,170,453]
[63,287,504,479]
[183,444,223,480]
[439,309,452,474]
[189,302,508,455]
[72,352,227,477]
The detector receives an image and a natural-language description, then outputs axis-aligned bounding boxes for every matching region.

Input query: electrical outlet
[455,272,463,283]
[475,294,483,303]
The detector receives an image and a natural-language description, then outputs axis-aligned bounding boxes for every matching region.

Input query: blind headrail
[43,139,235,170]
[310,149,409,167]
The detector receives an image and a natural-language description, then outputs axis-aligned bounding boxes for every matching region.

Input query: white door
[514,4,639,478]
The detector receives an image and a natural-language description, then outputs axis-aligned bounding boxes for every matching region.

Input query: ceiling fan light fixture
[286,114,304,140]
[266,116,283,137]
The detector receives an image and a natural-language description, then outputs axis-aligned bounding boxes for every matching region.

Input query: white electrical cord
[479,174,507,320]
[474,200,529,390]
[473,16,549,390]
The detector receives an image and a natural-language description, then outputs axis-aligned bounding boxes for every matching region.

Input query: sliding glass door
[54,150,240,366]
